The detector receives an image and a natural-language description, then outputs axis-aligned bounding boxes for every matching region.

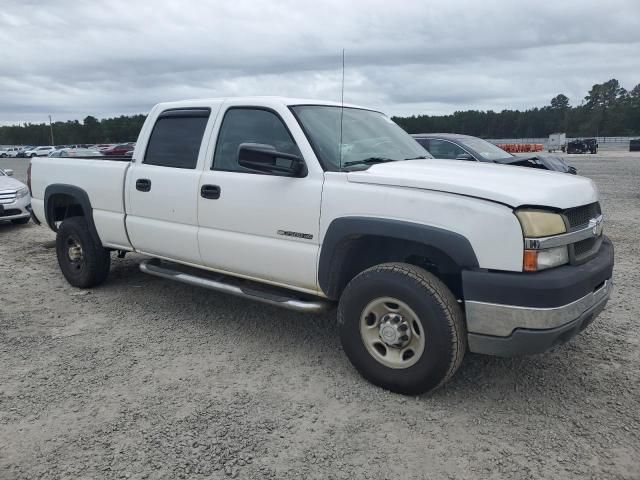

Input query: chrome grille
[563,202,603,264]
[0,190,17,205]
[563,202,601,231]
[572,236,603,263]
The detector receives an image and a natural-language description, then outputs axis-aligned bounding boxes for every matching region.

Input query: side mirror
[238,143,306,177]
[455,153,475,161]
[4,169,14,176]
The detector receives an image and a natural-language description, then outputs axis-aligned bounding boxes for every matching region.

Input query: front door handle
[201,184,221,199]
[136,178,151,192]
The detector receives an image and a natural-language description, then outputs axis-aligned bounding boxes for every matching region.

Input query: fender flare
[44,184,102,246]
[318,217,479,299]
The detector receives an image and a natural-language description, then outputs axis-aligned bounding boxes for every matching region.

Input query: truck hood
[347,159,597,209]
[0,175,26,192]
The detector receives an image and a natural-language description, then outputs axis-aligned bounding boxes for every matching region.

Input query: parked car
[567,138,598,154]
[0,147,22,158]
[413,133,577,174]
[7,147,23,157]
[16,146,35,158]
[49,148,104,158]
[30,97,613,395]
[0,168,31,224]
[25,146,55,157]
[102,144,133,156]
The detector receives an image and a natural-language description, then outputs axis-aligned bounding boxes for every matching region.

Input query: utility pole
[48,115,54,145]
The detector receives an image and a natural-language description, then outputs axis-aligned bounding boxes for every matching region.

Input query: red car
[102,143,135,156]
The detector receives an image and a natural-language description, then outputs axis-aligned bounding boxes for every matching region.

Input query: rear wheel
[56,216,111,288]
[338,263,466,395]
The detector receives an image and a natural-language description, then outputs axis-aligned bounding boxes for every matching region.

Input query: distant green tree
[550,94,570,110]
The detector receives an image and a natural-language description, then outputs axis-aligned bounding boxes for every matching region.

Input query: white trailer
[548,133,566,152]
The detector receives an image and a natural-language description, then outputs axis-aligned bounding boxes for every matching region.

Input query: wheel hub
[378,313,411,348]
[359,297,426,369]
[67,240,83,262]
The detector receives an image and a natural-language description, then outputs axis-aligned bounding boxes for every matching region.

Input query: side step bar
[139,259,331,313]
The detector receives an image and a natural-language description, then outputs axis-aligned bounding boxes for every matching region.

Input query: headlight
[16,187,29,199]
[516,209,569,271]
[515,209,566,237]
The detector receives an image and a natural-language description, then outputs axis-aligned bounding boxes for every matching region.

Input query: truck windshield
[290,105,431,171]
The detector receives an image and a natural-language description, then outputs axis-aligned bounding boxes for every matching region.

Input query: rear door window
[144,109,210,169]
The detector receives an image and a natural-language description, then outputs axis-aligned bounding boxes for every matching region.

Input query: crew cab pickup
[29,97,614,394]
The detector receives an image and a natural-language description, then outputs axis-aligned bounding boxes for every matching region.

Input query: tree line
[0,114,146,146]
[0,79,638,145]
[393,79,640,138]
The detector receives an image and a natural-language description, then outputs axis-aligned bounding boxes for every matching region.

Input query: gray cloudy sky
[1,0,639,124]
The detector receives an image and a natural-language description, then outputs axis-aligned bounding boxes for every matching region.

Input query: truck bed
[30,156,133,250]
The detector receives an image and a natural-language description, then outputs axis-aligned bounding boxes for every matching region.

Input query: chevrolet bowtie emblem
[589,217,603,236]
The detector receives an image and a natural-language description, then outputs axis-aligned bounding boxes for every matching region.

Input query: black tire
[338,263,465,395]
[11,217,30,225]
[56,216,111,288]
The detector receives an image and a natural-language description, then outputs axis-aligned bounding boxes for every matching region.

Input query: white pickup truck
[29,97,614,394]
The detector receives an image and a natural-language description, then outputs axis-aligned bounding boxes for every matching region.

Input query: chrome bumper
[465,279,612,337]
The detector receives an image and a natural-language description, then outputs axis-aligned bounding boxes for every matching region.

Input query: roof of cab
[152,96,372,112]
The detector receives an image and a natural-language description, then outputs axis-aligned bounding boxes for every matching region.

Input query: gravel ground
[1,152,639,479]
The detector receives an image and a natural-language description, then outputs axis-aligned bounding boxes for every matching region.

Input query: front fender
[318,216,479,299]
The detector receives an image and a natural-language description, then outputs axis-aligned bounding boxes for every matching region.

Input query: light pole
[48,115,54,145]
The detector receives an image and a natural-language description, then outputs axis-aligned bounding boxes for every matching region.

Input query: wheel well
[47,193,85,230]
[328,235,464,300]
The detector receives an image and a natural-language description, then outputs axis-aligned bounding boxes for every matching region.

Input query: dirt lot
[1,153,639,479]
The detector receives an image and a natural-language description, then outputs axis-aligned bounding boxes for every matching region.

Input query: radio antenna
[339,48,345,168]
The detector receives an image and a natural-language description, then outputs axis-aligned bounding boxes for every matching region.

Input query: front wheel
[338,263,466,395]
[56,216,111,288]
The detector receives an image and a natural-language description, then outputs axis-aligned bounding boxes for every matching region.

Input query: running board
[139,259,331,313]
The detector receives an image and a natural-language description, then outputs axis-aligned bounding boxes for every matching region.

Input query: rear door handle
[201,184,221,199]
[136,178,151,192]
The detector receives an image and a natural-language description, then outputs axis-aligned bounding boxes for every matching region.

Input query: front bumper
[463,236,614,356]
[0,194,32,221]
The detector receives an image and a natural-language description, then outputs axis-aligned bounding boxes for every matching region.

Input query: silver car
[0,169,31,224]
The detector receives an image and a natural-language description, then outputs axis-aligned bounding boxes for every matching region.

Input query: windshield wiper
[404,155,431,160]
[342,157,395,168]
